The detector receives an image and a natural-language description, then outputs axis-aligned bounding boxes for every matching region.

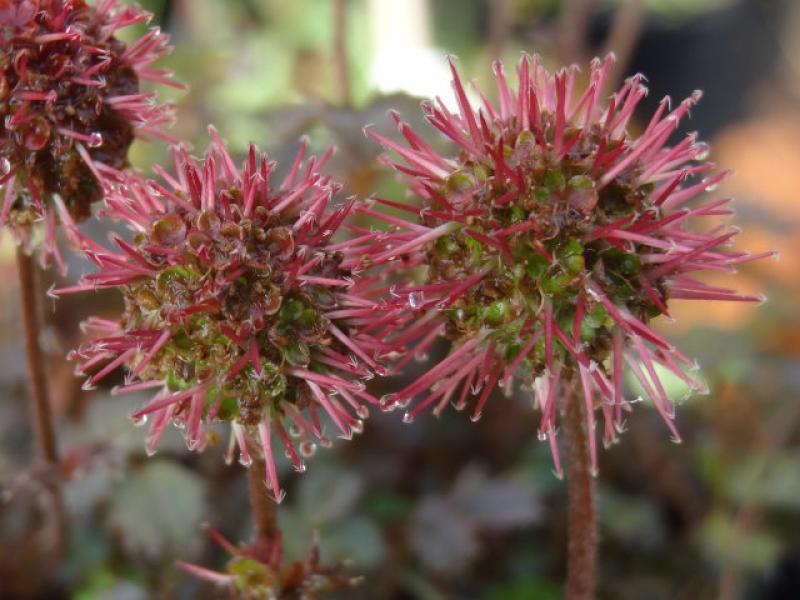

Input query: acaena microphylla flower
[177,525,360,599]
[365,54,774,477]
[57,128,391,502]
[0,0,182,270]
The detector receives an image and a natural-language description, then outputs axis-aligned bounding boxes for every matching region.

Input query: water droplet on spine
[694,143,710,161]
[470,412,482,422]
[356,405,370,419]
[238,454,253,467]
[408,291,425,309]
[300,441,317,458]
[0,157,10,176]
[402,411,415,424]
[131,413,148,427]
[88,132,103,148]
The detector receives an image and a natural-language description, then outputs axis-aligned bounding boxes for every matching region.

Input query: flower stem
[16,247,68,553]
[247,452,278,543]
[17,248,58,461]
[564,380,597,600]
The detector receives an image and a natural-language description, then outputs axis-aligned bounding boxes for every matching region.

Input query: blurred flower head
[368,54,773,476]
[0,0,181,269]
[178,525,360,599]
[62,128,390,501]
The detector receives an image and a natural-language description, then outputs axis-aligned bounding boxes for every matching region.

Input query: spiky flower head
[178,526,360,599]
[1,0,181,269]
[368,54,773,476]
[61,128,389,501]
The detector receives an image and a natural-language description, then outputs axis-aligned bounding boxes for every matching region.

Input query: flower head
[368,54,773,476]
[62,128,390,501]
[178,525,360,599]
[0,0,181,269]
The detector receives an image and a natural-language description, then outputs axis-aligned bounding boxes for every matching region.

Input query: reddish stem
[564,381,598,600]
[17,248,58,461]
[247,452,278,543]
[16,247,68,552]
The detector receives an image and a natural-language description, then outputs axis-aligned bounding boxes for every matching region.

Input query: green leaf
[107,461,206,558]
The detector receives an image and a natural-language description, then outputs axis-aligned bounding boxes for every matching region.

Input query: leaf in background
[298,463,364,526]
[63,393,187,456]
[697,511,781,572]
[319,516,386,570]
[485,578,562,600]
[409,496,479,575]
[450,465,541,532]
[727,452,800,510]
[107,460,206,559]
[597,489,666,550]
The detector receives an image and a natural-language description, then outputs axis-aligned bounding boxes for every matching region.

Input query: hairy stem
[17,248,58,461]
[564,382,597,600]
[247,453,278,542]
[16,247,67,553]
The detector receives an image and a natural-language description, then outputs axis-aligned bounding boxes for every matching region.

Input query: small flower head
[63,129,389,501]
[368,54,773,476]
[178,526,360,599]
[0,0,181,268]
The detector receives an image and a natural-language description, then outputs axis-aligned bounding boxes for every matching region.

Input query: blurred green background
[1,0,799,598]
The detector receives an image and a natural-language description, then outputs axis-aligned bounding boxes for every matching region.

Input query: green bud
[561,239,585,274]
[215,394,239,421]
[151,214,186,246]
[464,235,483,265]
[284,341,310,367]
[604,249,642,277]
[543,169,566,190]
[156,265,194,293]
[280,298,305,321]
[166,370,189,392]
[584,303,610,329]
[434,235,459,257]
[534,186,551,203]
[526,252,549,280]
[540,272,573,294]
[568,175,595,190]
[510,206,526,222]
[484,300,508,325]
[446,172,472,192]
[172,329,193,350]
[473,165,489,182]
[516,129,536,148]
